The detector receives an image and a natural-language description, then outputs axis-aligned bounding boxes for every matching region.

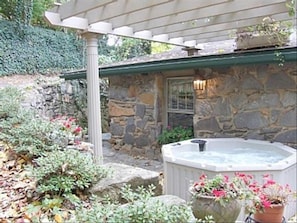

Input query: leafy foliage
[0,0,68,27]
[158,126,194,145]
[0,87,69,158]
[0,20,85,75]
[0,87,24,118]
[111,37,151,61]
[31,149,109,196]
[1,115,67,157]
[0,19,152,76]
[190,173,254,207]
[76,184,194,223]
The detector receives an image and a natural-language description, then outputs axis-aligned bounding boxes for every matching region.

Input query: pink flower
[64,123,71,129]
[224,175,229,182]
[262,200,271,208]
[199,174,207,180]
[73,126,82,134]
[68,117,76,122]
[212,190,226,197]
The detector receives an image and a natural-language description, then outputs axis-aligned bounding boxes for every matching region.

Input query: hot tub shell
[162,138,297,220]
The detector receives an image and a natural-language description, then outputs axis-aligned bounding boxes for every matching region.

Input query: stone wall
[0,75,109,133]
[108,74,163,158]
[194,62,297,148]
[35,78,109,132]
[108,62,296,157]
[34,78,87,119]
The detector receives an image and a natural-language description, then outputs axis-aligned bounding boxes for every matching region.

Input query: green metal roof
[61,46,297,80]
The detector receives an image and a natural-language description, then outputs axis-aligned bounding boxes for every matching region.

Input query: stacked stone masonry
[108,62,296,157]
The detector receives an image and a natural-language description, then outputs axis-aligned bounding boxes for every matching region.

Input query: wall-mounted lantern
[193,70,207,98]
[193,79,206,91]
[193,71,207,91]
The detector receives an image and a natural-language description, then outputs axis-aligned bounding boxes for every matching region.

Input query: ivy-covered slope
[0,20,85,76]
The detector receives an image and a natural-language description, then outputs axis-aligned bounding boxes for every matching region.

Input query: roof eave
[61,46,297,80]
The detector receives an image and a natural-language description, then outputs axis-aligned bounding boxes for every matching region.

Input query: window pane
[168,113,193,128]
[168,78,193,111]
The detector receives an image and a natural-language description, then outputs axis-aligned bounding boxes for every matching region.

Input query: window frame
[165,77,194,126]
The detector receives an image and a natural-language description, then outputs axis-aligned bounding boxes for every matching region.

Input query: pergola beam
[147,6,290,36]
[110,0,288,30]
[82,0,174,24]
[44,0,294,46]
[170,14,291,41]
[54,0,116,20]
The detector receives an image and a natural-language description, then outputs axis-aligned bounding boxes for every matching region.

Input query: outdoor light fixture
[193,70,207,99]
[193,69,207,91]
[193,69,206,93]
[193,79,206,91]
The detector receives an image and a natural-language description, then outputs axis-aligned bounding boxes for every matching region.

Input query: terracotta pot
[254,204,285,223]
[191,194,241,223]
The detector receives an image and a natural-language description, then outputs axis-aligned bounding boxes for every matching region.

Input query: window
[167,78,194,128]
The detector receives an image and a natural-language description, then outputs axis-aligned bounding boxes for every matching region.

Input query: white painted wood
[44,11,88,29]
[59,0,116,20]
[130,0,289,31]
[100,0,229,28]
[82,0,174,25]
[84,33,103,164]
[45,0,294,47]
[148,6,289,35]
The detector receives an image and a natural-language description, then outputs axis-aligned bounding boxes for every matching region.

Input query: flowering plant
[246,174,296,213]
[189,173,254,206]
[51,115,84,144]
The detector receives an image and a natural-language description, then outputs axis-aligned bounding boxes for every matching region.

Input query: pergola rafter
[45,0,295,46]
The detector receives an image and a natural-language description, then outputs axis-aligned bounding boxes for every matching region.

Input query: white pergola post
[83,32,102,164]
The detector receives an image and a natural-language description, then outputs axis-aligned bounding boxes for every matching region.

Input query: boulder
[89,163,162,202]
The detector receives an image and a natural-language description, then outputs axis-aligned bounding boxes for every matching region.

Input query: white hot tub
[162,138,297,220]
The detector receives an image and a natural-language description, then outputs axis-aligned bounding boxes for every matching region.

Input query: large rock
[89,163,162,202]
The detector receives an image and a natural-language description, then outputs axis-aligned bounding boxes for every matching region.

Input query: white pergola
[45,0,295,164]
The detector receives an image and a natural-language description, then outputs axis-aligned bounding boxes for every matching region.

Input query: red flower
[224,175,229,182]
[68,117,76,122]
[73,126,82,134]
[212,189,226,197]
[261,199,271,208]
[64,123,71,129]
[199,174,207,180]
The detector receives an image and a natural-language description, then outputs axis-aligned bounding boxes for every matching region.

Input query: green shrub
[0,87,74,158]
[0,107,69,157]
[31,149,109,196]
[76,184,194,223]
[0,87,24,118]
[0,20,85,75]
[157,126,194,145]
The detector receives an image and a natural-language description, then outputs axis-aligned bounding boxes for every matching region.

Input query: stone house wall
[194,63,296,149]
[108,62,296,157]
[108,74,164,158]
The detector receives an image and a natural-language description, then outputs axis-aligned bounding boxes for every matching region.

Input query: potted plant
[189,173,254,223]
[245,174,296,223]
[235,17,293,50]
